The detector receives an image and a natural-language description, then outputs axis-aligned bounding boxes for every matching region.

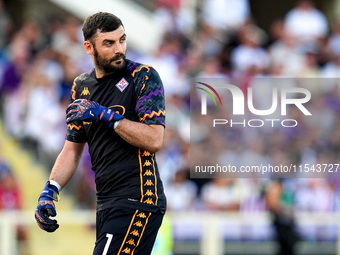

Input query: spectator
[202,0,250,35]
[201,177,246,211]
[284,0,328,47]
[0,0,13,49]
[0,157,28,252]
[51,16,91,73]
[74,149,96,210]
[197,56,228,78]
[230,26,270,76]
[321,53,340,78]
[266,179,299,255]
[138,36,187,96]
[269,28,305,77]
[153,0,195,36]
[328,19,340,56]
[165,169,198,211]
[298,44,321,78]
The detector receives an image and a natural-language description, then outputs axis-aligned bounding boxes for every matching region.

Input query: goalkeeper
[34,12,166,255]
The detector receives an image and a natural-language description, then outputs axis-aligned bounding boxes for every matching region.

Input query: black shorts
[93,207,164,255]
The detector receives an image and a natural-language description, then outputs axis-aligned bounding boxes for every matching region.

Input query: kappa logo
[143,160,152,167]
[116,78,129,92]
[144,180,154,186]
[137,212,146,218]
[142,151,151,157]
[130,229,139,237]
[134,221,143,227]
[126,239,136,246]
[143,170,153,176]
[80,87,90,96]
[145,189,154,196]
[122,247,131,254]
[144,198,154,205]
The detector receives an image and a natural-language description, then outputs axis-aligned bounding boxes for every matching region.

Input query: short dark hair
[82,12,123,41]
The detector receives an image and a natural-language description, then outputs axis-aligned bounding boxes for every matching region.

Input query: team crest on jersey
[116,78,129,92]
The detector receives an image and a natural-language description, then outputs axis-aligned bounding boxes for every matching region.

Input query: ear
[83,41,94,55]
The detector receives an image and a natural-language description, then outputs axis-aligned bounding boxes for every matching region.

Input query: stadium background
[1,0,340,254]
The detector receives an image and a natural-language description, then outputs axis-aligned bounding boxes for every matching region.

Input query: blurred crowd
[1,0,340,247]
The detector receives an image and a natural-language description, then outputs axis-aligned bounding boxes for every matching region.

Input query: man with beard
[34,12,166,255]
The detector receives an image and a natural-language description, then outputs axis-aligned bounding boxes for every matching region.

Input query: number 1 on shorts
[102,233,113,255]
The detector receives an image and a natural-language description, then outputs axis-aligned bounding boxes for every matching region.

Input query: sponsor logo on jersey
[80,87,90,96]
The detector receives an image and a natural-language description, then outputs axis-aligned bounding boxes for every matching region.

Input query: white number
[102,233,113,255]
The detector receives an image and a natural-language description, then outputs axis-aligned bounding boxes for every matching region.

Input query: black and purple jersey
[66,59,166,213]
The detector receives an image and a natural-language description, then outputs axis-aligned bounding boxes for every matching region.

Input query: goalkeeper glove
[35,181,59,232]
[66,99,124,128]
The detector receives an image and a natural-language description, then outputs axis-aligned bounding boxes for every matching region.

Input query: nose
[115,42,123,54]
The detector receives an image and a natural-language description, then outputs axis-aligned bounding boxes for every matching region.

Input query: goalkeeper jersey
[66,59,166,213]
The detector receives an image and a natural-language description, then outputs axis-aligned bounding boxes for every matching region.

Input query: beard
[93,46,126,74]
